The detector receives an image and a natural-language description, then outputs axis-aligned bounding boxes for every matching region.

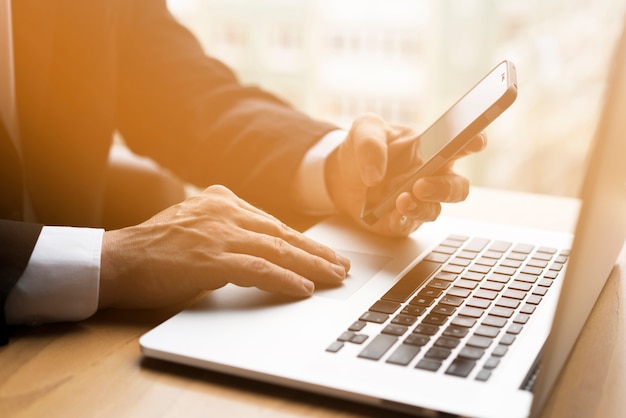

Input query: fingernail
[336,254,351,270]
[301,279,315,295]
[332,263,347,279]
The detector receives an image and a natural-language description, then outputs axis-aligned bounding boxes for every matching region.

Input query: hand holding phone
[360,60,517,225]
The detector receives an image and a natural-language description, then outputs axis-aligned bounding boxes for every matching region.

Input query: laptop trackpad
[314,250,390,300]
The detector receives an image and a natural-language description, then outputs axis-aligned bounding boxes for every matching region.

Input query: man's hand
[99,185,350,309]
[325,113,487,237]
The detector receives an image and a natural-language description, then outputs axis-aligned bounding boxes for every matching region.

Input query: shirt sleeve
[291,129,347,216]
[5,226,104,326]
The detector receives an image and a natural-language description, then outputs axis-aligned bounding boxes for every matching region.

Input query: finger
[235,230,349,286]
[452,132,488,160]
[349,114,390,186]
[396,192,442,221]
[216,252,316,298]
[412,174,470,203]
[238,210,351,271]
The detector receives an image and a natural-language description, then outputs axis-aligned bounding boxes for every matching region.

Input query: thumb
[349,114,390,187]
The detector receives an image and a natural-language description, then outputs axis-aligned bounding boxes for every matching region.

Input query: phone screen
[361,61,517,225]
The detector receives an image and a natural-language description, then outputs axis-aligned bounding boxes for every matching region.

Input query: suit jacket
[1,0,336,343]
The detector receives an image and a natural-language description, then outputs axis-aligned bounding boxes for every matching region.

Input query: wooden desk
[2,187,625,418]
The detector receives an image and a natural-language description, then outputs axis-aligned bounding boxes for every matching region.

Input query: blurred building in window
[167,0,624,197]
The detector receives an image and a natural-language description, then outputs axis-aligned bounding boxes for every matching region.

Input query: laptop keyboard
[326,235,569,382]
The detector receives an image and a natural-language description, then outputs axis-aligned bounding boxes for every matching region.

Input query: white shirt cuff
[5,226,104,326]
[292,129,346,216]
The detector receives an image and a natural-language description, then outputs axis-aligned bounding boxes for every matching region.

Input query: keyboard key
[434,336,461,349]
[521,266,544,276]
[457,346,485,360]
[466,335,493,349]
[527,295,543,305]
[359,311,388,324]
[418,287,443,299]
[423,313,449,326]
[386,344,421,366]
[351,334,369,344]
[503,289,527,300]
[495,297,520,309]
[499,334,516,346]
[441,295,464,307]
[450,257,471,267]
[459,307,485,318]
[451,316,477,328]
[464,238,490,253]
[425,252,450,264]
[532,286,549,296]
[492,345,509,357]
[443,325,470,338]
[487,273,511,284]
[511,243,534,254]
[446,359,476,378]
[516,273,538,283]
[358,334,398,360]
[527,259,548,268]
[484,356,501,369]
[414,323,440,335]
[425,347,452,360]
[409,295,435,307]
[494,266,517,276]
[508,281,532,292]
[481,281,504,292]
[431,303,457,316]
[416,359,442,372]
[405,333,430,346]
[537,246,557,254]
[520,304,536,314]
[455,279,478,290]
[432,245,457,255]
[507,323,524,335]
[475,289,498,300]
[370,300,401,314]
[447,287,472,298]
[392,314,418,326]
[401,305,426,317]
[466,297,491,310]
[348,321,366,331]
[474,325,501,338]
[427,279,452,290]
[435,272,458,282]
[489,241,512,252]
[326,341,344,353]
[475,369,492,381]
[382,324,409,336]
[490,306,515,318]
[482,315,507,328]
[462,271,485,282]
[513,313,530,324]
[500,259,522,269]
[338,331,356,342]
[381,260,441,303]
[469,264,491,274]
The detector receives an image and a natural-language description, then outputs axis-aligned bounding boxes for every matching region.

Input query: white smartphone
[360,60,518,225]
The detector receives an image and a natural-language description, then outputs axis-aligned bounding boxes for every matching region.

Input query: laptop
[140,18,626,418]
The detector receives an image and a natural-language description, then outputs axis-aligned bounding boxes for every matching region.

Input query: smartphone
[360,60,518,225]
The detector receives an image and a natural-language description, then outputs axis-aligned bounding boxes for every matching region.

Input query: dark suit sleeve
[115,0,337,221]
[0,220,43,345]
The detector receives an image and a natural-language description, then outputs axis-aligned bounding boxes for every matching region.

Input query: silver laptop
[140,19,626,418]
